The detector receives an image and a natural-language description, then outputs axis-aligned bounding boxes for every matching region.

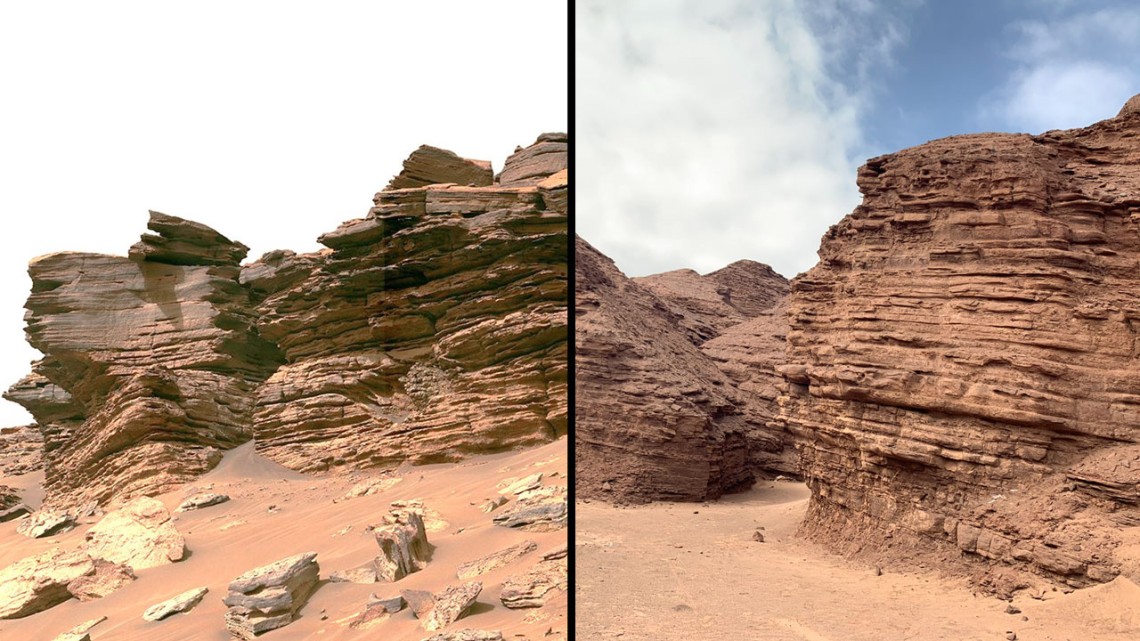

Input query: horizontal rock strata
[224,552,320,639]
[778,96,1140,591]
[4,212,281,508]
[5,133,568,507]
[247,135,567,472]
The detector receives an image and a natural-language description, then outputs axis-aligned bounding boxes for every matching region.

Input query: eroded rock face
[6,134,568,508]
[5,212,282,509]
[247,139,568,473]
[575,237,755,502]
[778,97,1140,591]
[0,424,43,476]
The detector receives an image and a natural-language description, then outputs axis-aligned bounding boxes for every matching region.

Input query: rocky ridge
[4,134,567,509]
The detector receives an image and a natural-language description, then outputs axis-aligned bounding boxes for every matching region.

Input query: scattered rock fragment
[16,508,75,538]
[177,492,230,512]
[143,586,209,621]
[348,593,406,630]
[344,476,402,499]
[85,496,185,570]
[420,630,504,641]
[457,540,537,579]
[480,497,508,513]
[0,502,30,522]
[499,473,543,496]
[752,531,765,543]
[500,545,568,609]
[403,581,483,632]
[223,552,320,640]
[492,486,566,532]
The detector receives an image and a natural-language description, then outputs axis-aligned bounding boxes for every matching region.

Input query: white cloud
[999,61,1134,132]
[576,0,908,279]
[986,5,1140,131]
[0,1,567,426]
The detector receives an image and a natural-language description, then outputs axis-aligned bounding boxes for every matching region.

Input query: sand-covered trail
[0,438,567,641]
[576,481,1140,641]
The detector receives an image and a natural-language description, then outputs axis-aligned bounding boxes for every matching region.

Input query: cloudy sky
[0,2,567,425]
[577,0,1138,279]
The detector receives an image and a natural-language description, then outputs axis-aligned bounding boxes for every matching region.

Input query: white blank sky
[0,2,568,426]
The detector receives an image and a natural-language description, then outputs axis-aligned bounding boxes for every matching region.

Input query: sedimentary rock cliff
[575,237,757,502]
[5,135,567,506]
[5,215,281,508]
[778,96,1140,591]
[247,141,568,472]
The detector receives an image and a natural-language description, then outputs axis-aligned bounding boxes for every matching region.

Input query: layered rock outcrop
[575,237,756,502]
[246,136,567,472]
[4,213,281,509]
[778,96,1140,591]
[5,134,568,507]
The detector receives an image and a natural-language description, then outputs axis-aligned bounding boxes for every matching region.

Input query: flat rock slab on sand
[143,586,208,621]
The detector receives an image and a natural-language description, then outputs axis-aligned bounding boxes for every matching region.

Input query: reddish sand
[0,439,567,641]
[576,481,1140,641]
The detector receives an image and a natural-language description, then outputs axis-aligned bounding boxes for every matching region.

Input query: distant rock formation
[636,261,796,476]
[777,95,1140,592]
[576,236,789,502]
[5,134,567,508]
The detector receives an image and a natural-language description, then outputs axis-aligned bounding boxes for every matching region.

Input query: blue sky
[577,0,1139,278]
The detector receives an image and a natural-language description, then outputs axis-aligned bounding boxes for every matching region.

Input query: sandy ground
[576,480,1140,641]
[0,438,567,641]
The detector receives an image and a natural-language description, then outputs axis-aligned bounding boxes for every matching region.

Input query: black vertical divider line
[566,0,578,635]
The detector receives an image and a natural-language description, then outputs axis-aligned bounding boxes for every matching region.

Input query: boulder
[347,593,405,630]
[223,552,319,639]
[374,508,431,581]
[0,549,95,618]
[85,496,185,570]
